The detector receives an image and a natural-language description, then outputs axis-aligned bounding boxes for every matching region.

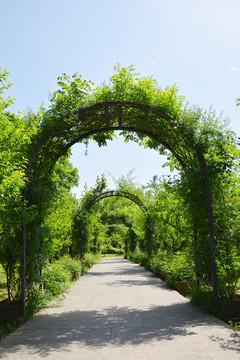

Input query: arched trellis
[85,190,150,217]
[80,190,152,258]
[21,101,218,316]
[101,217,138,256]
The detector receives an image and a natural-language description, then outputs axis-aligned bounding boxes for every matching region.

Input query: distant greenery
[101,254,124,258]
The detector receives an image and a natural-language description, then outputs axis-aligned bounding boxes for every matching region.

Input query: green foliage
[42,264,70,297]
[146,176,191,256]
[41,256,82,297]
[58,256,82,280]
[26,287,53,317]
[102,253,124,258]
[72,173,146,259]
[0,69,80,300]
[72,175,108,257]
[0,316,25,341]
[128,250,194,285]
[189,285,223,318]
[82,253,100,274]
[0,70,40,302]
[228,320,240,331]
[160,253,195,285]
[127,249,149,267]
[0,68,15,110]
[27,257,81,316]
[94,64,185,118]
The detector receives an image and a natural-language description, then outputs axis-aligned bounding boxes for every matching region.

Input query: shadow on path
[0,258,239,359]
[1,302,236,357]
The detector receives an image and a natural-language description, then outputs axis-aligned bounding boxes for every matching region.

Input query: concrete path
[0,258,240,359]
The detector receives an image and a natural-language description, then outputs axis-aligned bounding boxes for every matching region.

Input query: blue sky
[1,0,240,196]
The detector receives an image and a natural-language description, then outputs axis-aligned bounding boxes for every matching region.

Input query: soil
[0,299,21,326]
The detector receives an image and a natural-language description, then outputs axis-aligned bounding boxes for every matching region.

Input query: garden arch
[22,101,218,316]
[101,215,138,256]
[80,189,152,257]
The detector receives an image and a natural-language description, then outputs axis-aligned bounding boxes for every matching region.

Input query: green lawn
[0,265,7,302]
[101,254,124,258]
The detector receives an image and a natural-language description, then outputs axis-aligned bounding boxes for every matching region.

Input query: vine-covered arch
[84,190,149,217]
[27,101,200,176]
[21,69,220,315]
[100,214,138,257]
[76,189,152,259]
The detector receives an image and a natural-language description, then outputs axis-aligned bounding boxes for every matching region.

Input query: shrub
[126,249,149,267]
[128,250,194,286]
[42,264,70,297]
[82,253,100,274]
[26,287,53,317]
[162,253,195,286]
[189,285,223,318]
[58,256,82,280]
[149,256,165,275]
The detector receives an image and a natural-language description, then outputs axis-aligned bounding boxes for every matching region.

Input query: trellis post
[21,218,26,318]
[197,152,219,307]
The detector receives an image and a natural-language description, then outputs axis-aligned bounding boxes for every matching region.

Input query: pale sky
[1,0,240,196]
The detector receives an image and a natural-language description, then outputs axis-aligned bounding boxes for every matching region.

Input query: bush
[162,253,195,286]
[128,250,194,286]
[189,285,223,318]
[26,287,53,317]
[41,254,99,295]
[149,256,165,275]
[82,253,100,273]
[42,264,70,297]
[58,256,82,281]
[126,249,149,267]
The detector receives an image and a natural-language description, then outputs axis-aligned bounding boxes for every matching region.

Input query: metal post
[147,216,152,259]
[21,217,26,318]
[192,227,199,287]
[197,153,218,307]
[80,224,83,259]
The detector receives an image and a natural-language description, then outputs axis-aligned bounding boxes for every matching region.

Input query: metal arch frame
[26,101,194,175]
[21,101,219,316]
[84,190,149,217]
[80,189,152,258]
[86,210,139,259]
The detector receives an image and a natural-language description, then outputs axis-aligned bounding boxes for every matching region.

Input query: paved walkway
[0,258,240,359]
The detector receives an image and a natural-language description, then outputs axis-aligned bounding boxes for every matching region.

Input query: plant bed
[222,299,240,321]
[0,299,21,326]
[175,281,195,296]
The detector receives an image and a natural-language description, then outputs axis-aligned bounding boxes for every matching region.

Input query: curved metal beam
[84,190,149,217]
[26,101,192,176]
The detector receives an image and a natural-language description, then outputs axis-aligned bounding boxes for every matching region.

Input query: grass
[101,253,124,258]
[0,265,7,302]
